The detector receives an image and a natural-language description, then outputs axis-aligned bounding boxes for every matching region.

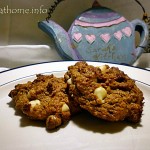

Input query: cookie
[9,74,80,130]
[64,61,144,123]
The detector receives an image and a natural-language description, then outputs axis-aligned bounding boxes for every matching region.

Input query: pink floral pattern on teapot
[72,26,132,44]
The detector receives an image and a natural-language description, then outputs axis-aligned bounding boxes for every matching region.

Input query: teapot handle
[131,19,149,58]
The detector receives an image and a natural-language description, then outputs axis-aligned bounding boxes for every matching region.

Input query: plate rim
[1,60,150,74]
[0,60,150,87]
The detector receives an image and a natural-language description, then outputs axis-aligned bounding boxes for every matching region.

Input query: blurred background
[0,0,149,68]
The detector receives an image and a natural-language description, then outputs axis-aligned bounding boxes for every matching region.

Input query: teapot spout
[38,20,80,60]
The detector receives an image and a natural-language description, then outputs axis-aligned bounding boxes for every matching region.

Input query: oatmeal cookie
[9,74,80,130]
[64,61,144,123]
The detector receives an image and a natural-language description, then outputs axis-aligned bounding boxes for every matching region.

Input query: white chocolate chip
[94,87,107,103]
[48,115,57,121]
[62,103,70,112]
[29,100,41,109]
[99,65,107,73]
[67,78,72,85]
[65,74,70,80]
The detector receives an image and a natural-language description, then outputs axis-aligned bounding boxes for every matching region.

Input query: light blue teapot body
[38,5,149,64]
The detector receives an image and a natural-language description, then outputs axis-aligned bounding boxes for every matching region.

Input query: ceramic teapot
[38,2,149,64]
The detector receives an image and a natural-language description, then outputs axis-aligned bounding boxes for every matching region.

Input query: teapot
[38,1,149,64]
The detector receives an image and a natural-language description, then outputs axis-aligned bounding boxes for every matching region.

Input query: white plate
[0,61,150,150]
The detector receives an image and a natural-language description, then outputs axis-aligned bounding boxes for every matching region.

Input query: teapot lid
[75,6,126,27]
[79,7,121,22]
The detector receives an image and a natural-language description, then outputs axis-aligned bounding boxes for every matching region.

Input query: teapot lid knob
[92,0,101,8]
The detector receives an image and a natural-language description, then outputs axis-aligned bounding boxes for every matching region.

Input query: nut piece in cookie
[9,74,80,130]
[64,61,144,123]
